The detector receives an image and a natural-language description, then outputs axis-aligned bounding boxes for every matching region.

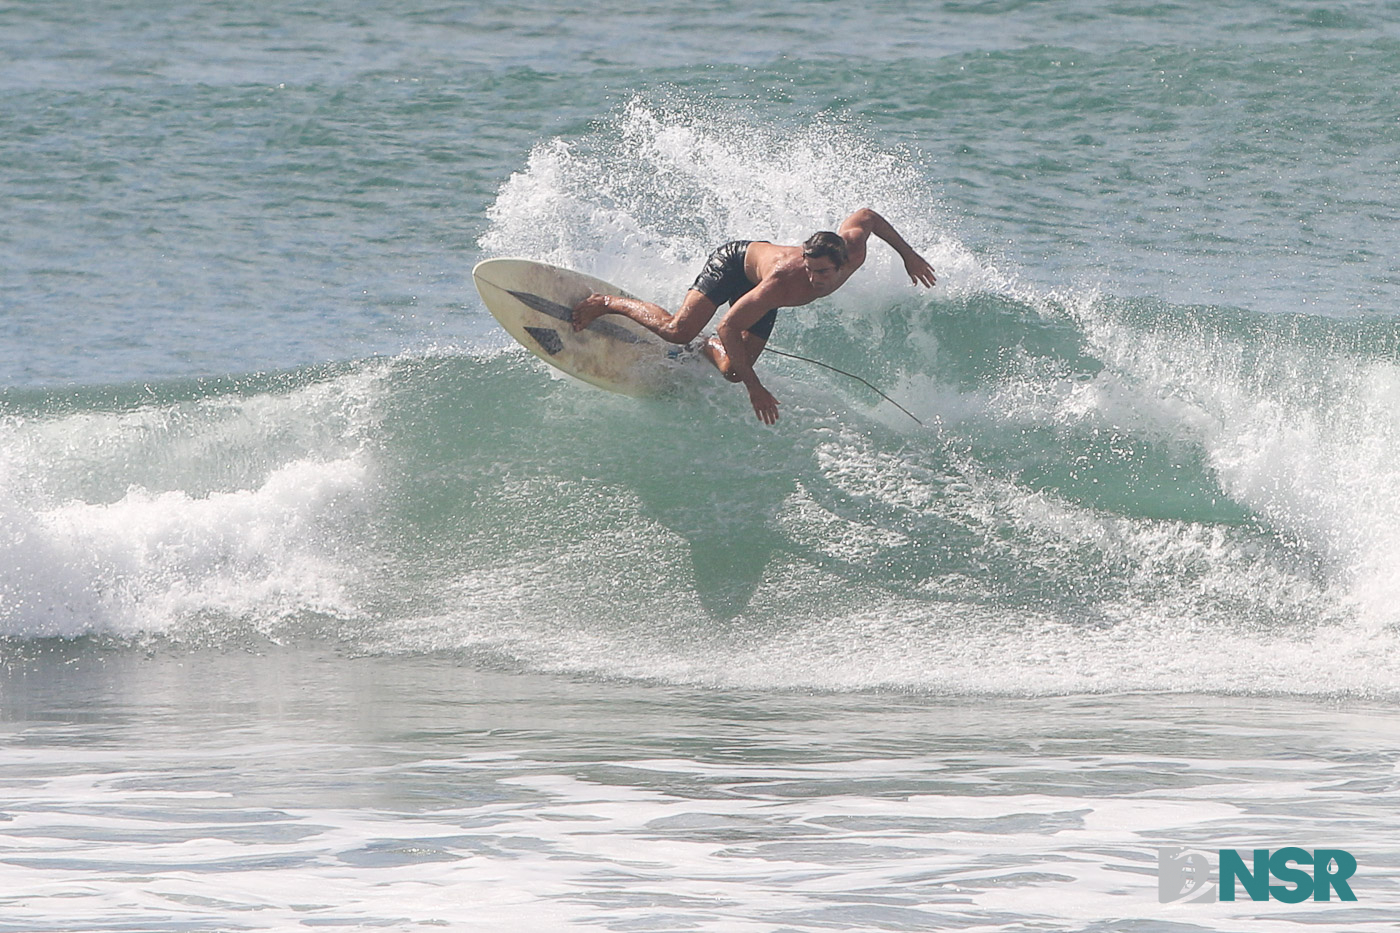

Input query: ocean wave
[5,101,1399,695]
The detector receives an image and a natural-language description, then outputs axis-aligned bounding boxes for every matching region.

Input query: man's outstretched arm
[717,284,785,425]
[839,208,937,287]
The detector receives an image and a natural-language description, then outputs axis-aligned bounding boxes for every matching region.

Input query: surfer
[571,208,937,424]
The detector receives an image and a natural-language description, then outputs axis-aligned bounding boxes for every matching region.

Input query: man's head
[802,231,848,268]
[802,231,847,292]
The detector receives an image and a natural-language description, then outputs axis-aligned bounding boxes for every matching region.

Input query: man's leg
[572,289,719,344]
[700,331,767,382]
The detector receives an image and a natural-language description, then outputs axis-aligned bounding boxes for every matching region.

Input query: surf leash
[764,346,924,427]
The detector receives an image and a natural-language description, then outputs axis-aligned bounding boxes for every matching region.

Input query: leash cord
[764,346,923,427]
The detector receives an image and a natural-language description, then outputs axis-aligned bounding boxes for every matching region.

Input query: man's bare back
[572,208,936,425]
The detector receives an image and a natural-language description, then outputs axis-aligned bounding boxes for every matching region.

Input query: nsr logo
[1158,847,1358,903]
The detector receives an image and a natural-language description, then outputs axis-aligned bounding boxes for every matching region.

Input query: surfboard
[471,258,708,396]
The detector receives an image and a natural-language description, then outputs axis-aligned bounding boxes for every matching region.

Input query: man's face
[804,255,840,292]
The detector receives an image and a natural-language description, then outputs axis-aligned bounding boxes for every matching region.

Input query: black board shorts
[689,240,780,340]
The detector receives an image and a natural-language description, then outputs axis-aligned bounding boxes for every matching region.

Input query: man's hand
[902,251,937,288]
[748,384,780,425]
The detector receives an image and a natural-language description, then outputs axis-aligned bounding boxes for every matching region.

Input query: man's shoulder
[837,207,878,235]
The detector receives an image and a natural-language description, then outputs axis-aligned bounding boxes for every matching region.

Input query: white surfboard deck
[472,257,708,396]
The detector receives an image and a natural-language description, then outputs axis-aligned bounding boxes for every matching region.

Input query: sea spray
[480,98,991,307]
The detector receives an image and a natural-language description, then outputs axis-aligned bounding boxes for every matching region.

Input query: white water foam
[1070,301,1400,630]
[0,371,383,638]
[0,456,367,638]
[6,678,1393,933]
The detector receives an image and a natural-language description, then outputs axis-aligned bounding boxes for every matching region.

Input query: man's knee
[660,318,704,343]
[663,290,717,344]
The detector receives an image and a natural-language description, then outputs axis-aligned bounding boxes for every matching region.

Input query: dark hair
[802,230,848,268]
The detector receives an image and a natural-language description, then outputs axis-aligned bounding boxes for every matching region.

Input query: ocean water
[3,0,1400,929]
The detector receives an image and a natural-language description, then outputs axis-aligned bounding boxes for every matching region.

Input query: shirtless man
[571,208,937,425]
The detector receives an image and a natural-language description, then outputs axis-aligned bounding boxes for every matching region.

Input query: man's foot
[571,293,611,332]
